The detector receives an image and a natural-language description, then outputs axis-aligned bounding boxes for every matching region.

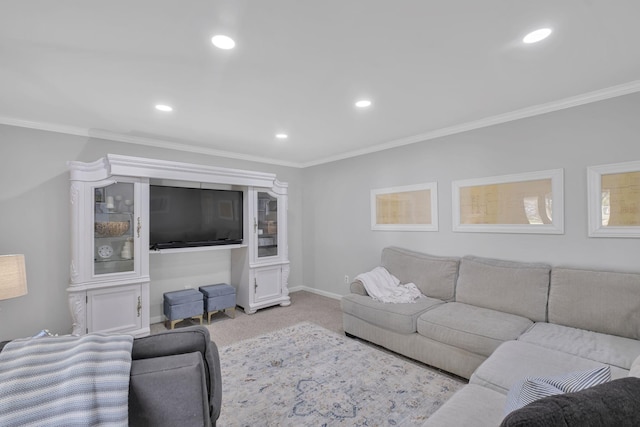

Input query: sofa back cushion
[381,247,460,301]
[549,268,640,340]
[455,255,551,322]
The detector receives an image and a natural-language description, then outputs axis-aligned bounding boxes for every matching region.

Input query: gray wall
[2,92,639,339]
[301,93,640,297]
[0,126,303,340]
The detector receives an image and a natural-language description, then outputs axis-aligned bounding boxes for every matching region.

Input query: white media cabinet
[67,154,289,336]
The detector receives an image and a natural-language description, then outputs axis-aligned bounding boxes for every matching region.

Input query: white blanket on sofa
[0,333,133,427]
[355,266,424,303]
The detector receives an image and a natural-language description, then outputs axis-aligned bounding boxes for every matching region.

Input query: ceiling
[1,1,639,167]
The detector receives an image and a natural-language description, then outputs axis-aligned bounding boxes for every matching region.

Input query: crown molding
[0,116,300,168]
[301,80,640,168]
[2,80,639,169]
[0,116,90,138]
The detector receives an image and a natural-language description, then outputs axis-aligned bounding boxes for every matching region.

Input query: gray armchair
[129,326,222,426]
[0,326,222,427]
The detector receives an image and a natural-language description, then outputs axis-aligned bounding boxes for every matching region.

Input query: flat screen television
[149,185,243,250]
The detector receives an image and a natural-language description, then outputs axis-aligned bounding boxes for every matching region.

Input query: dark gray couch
[129,326,222,426]
[1,326,221,427]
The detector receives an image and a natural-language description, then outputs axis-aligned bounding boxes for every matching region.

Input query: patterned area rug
[218,322,464,426]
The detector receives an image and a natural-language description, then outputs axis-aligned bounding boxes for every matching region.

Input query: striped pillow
[504,366,611,416]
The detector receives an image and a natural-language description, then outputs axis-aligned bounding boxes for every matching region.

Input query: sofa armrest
[132,326,221,423]
[350,280,368,296]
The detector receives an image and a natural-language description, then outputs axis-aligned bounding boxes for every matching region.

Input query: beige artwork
[459,179,553,225]
[376,189,432,225]
[601,171,640,227]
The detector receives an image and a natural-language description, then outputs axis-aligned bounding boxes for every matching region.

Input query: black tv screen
[149,185,243,250]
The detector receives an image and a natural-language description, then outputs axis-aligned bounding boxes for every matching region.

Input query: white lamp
[0,254,28,300]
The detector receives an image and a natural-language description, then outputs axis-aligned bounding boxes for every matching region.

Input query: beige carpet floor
[150,290,344,347]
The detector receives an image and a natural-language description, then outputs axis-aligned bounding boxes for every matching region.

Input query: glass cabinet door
[94,182,135,275]
[256,191,278,259]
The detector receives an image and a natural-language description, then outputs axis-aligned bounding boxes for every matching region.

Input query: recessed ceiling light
[355,100,372,108]
[275,133,288,140]
[155,104,173,112]
[211,35,236,50]
[523,28,552,44]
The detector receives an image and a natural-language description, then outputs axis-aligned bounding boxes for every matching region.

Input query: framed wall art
[588,160,640,237]
[371,182,438,231]
[452,169,564,234]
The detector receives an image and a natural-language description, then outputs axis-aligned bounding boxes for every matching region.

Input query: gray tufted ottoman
[163,288,204,329]
[199,283,236,323]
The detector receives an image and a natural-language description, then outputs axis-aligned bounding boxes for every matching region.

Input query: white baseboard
[289,286,342,300]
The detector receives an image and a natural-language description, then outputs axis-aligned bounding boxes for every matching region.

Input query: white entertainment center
[67,154,290,336]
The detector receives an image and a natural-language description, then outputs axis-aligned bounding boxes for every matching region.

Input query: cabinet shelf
[94,257,133,263]
[149,244,247,254]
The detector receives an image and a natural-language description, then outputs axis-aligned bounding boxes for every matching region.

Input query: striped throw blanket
[0,333,133,427]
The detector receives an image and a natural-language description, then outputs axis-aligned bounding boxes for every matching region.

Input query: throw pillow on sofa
[504,365,611,415]
[500,377,640,427]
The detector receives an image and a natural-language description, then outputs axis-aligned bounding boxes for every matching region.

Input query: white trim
[288,286,342,300]
[2,80,639,168]
[452,169,564,234]
[588,160,640,238]
[370,182,438,231]
[300,80,640,167]
[0,116,300,168]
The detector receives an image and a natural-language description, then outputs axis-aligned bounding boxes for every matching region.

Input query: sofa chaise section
[427,265,640,426]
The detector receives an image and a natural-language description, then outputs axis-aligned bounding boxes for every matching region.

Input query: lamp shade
[0,254,28,300]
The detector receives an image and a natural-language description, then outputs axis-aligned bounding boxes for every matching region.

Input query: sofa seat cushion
[340,294,444,334]
[417,302,533,356]
[470,341,629,395]
[518,322,640,370]
[423,384,507,427]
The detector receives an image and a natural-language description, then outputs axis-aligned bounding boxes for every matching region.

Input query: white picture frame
[452,169,564,234]
[371,182,438,231]
[588,160,640,238]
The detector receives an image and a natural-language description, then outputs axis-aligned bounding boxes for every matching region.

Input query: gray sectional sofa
[341,246,640,426]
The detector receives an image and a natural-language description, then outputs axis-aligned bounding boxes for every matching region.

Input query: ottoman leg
[206,311,218,324]
[166,319,182,330]
[225,307,236,319]
[194,314,203,325]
